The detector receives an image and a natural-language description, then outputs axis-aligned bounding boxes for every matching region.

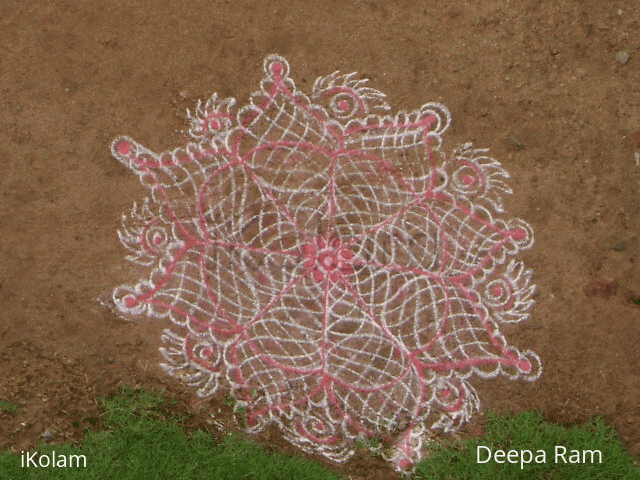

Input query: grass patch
[0,399,18,415]
[413,411,640,479]
[0,388,638,479]
[0,386,343,480]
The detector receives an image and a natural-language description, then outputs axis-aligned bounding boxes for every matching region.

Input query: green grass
[413,411,640,479]
[0,387,343,480]
[0,399,18,415]
[0,387,638,479]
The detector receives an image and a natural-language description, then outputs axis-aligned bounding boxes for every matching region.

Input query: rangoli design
[110,55,541,471]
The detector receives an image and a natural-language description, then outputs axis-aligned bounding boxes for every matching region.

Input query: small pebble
[616,51,630,64]
[506,134,525,151]
[613,241,626,251]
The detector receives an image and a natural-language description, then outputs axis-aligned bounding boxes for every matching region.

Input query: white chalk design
[110,55,541,471]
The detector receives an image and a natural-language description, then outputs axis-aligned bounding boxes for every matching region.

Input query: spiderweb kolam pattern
[110,55,541,471]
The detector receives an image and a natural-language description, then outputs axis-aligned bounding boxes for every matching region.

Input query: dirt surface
[1,1,639,478]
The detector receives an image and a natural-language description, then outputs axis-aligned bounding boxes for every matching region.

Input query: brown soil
[1,1,639,478]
